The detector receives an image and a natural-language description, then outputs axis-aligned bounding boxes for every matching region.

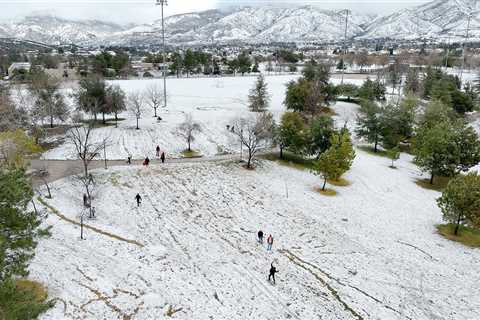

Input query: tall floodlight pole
[341,9,349,85]
[156,0,168,108]
[460,13,471,82]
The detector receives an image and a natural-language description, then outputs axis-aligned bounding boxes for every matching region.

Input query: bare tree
[128,91,144,130]
[233,112,275,169]
[145,83,164,117]
[67,122,109,178]
[178,114,201,152]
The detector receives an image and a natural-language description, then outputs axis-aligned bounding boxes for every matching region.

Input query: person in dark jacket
[257,230,264,243]
[135,193,142,207]
[268,263,278,284]
[127,156,132,165]
[143,157,150,166]
[161,152,165,163]
[156,145,160,157]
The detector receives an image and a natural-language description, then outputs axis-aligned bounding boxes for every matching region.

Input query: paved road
[29,153,245,187]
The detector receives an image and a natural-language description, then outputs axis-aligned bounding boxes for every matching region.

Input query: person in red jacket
[267,234,273,251]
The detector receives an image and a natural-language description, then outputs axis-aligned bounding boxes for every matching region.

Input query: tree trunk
[374,137,378,153]
[454,213,462,235]
[115,113,118,128]
[102,112,106,125]
[280,146,283,159]
[94,112,97,122]
[188,139,191,152]
[430,172,434,185]
[247,151,253,168]
[322,177,327,191]
[154,107,157,117]
[50,115,54,128]
[136,118,139,130]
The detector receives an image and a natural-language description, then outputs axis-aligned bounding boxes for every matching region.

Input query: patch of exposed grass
[181,149,202,158]
[328,178,351,187]
[0,278,53,319]
[357,145,389,158]
[262,152,314,171]
[415,176,450,192]
[314,187,337,196]
[437,224,480,248]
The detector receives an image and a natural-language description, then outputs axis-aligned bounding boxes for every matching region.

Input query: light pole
[340,9,350,85]
[156,0,168,108]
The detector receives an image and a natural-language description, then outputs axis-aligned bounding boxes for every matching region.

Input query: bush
[0,278,53,319]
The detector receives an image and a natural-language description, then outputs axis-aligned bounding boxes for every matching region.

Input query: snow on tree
[386,147,400,168]
[0,83,28,132]
[248,74,270,112]
[178,113,201,152]
[437,172,480,235]
[233,112,275,169]
[75,75,108,122]
[145,83,165,117]
[128,91,144,130]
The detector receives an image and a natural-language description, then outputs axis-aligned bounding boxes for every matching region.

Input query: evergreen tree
[437,172,480,235]
[309,115,335,157]
[248,74,270,112]
[311,132,355,190]
[276,112,307,158]
[355,100,384,152]
[237,52,252,76]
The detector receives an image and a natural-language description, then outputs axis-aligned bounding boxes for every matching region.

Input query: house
[8,62,31,76]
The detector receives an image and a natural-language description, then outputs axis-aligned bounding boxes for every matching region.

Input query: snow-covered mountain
[363,0,480,41]
[0,15,126,45]
[0,0,479,46]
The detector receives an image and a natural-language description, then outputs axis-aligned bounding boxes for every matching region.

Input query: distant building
[8,62,31,76]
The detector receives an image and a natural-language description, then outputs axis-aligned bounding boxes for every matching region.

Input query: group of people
[257,230,278,284]
[126,145,166,166]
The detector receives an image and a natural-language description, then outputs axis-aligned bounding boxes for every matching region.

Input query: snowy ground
[32,150,480,320]
[40,75,364,160]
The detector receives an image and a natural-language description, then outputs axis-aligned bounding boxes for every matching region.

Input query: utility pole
[341,9,349,85]
[460,14,471,82]
[156,0,168,108]
[103,141,107,169]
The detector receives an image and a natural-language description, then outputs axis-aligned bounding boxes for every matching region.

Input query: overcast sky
[0,0,431,24]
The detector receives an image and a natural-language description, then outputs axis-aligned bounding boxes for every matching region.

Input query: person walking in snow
[267,234,273,251]
[268,262,278,284]
[127,155,132,165]
[161,151,165,163]
[257,230,264,243]
[156,145,160,157]
[135,193,142,207]
[143,157,150,166]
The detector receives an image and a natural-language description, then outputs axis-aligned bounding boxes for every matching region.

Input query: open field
[32,149,480,320]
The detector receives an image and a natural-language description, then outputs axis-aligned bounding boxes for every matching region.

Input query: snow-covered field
[41,75,364,160]
[33,150,480,320]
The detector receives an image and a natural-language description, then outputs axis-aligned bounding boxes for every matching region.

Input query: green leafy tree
[276,112,307,158]
[105,85,127,127]
[386,147,400,168]
[413,120,480,184]
[358,78,386,101]
[75,76,108,123]
[0,130,42,169]
[311,132,355,190]
[309,115,335,157]
[248,74,270,112]
[404,68,421,95]
[437,172,480,235]
[336,84,358,102]
[355,100,384,152]
[237,52,252,76]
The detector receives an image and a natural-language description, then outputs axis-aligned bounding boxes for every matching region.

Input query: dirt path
[29,153,245,187]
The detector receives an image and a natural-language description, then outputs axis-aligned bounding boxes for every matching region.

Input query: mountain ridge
[0,0,479,46]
